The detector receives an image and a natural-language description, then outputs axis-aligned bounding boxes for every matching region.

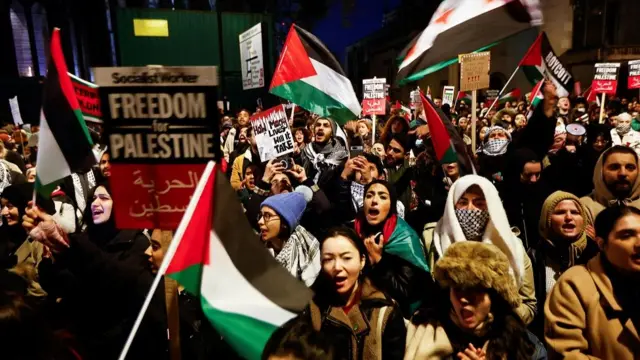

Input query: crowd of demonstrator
[2,81,640,359]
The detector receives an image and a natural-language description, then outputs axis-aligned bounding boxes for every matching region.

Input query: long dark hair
[356,180,398,237]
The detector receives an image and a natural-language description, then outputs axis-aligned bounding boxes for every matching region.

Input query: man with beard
[229,127,263,191]
[384,133,414,212]
[300,118,348,188]
[580,146,640,228]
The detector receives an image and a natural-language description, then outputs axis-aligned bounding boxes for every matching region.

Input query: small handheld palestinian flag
[529,80,544,108]
[36,28,95,197]
[120,162,312,360]
[420,92,456,164]
[270,24,361,125]
[456,91,473,105]
[498,88,521,105]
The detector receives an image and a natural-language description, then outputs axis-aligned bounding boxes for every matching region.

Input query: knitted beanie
[434,241,521,309]
[261,191,308,230]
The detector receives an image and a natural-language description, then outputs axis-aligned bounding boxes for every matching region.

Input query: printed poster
[250,105,294,162]
[592,63,620,95]
[362,78,386,116]
[95,66,219,229]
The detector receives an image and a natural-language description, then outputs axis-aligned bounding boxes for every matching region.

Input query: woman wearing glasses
[258,191,321,287]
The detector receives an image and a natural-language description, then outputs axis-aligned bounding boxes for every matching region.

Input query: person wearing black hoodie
[29,182,168,360]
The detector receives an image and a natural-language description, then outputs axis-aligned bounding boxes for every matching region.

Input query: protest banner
[362,78,386,116]
[629,60,640,90]
[250,104,294,162]
[442,86,455,106]
[8,96,23,126]
[239,23,265,89]
[460,51,490,154]
[592,63,620,95]
[69,73,102,123]
[94,65,219,229]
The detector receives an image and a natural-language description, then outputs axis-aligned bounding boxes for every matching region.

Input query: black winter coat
[39,230,168,360]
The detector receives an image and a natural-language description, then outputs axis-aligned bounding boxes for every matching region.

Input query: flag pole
[598,93,606,124]
[118,161,215,360]
[486,65,520,115]
[471,90,477,154]
[452,90,460,112]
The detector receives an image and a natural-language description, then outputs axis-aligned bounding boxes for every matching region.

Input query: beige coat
[580,148,640,225]
[544,254,640,359]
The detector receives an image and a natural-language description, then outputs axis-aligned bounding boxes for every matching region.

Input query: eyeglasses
[258,213,280,223]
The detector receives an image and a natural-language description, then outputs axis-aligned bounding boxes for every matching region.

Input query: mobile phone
[279,157,295,170]
[374,232,383,245]
[350,145,364,158]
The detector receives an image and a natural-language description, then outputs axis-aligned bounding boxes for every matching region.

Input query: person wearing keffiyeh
[301,118,348,188]
[477,126,511,186]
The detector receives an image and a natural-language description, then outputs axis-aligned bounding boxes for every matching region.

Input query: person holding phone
[354,180,434,318]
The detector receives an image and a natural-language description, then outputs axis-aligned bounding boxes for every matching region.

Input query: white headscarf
[433,175,525,284]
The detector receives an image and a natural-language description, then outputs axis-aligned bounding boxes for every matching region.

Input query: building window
[31,3,49,77]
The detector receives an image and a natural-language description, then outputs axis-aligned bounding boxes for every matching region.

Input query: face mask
[577,108,586,113]
[483,138,509,156]
[455,209,490,240]
[616,123,631,135]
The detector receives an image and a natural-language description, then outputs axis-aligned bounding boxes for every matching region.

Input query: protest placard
[250,104,294,162]
[362,78,386,116]
[629,60,640,90]
[8,97,23,126]
[442,86,455,106]
[460,52,490,92]
[95,66,219,230]
[410,90,420,110]
[592,63,620,95]
[69,73,102,123]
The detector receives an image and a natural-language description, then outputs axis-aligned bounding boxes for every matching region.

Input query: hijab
[538,191,589,269]
[434,175,525,284]
[84,182,119,247]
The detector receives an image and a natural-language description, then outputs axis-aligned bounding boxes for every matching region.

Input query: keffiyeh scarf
[303,139,348,182]
[274,225,321,287]
[455,209,490,241]
[0,161,11,194]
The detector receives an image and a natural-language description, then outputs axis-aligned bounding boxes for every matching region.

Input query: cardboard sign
[251,105,294,162]
[409,90,420,110]
[69,73,102,123]
[239,23,265,90]
[94,66,219,230]
[592,63,620,94]
[629,60,640,89]
[442,86,455,106]
[362,78,386,116]
[8,97,23,126]
[459,52,490,91]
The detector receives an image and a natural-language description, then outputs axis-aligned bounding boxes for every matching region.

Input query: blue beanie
[261,191,307,230]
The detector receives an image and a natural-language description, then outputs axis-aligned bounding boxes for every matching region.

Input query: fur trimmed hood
[434,241,521,309]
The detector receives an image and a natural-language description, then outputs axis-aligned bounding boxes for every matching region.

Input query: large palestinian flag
[397,0,542,84]
[270,25,361,125]
[518,32,574,97]
[36,28,95,197]
[161,162,312,360]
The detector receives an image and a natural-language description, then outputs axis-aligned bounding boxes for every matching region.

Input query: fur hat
[434,241,521,309]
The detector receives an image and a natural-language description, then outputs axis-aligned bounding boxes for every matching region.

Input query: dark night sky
[312,0,401,64]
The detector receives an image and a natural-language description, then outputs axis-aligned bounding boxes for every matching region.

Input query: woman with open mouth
[258,191,321,287]
[527,191,599,337]
[545,205,640,360]
[26,182,168,360]
[354,180,434,318]
[301,227,406,360]
[406,242,546,360]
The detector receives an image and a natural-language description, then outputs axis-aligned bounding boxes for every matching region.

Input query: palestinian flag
[396,0,542,84]
[270,24,361,125]
[529,79,544,108]
[162,162,311,360]
[518,32,574,97]
[36,28,95,197]
[457,91,473,105]
[420,91,456,164]
[498,88,521,105]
